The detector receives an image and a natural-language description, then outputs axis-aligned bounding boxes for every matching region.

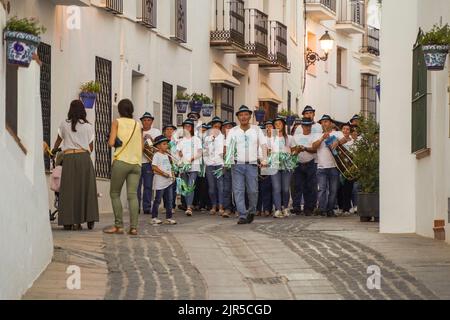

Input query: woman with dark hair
[176,119,202,217]
[268,117,295,219]
[52,100,99,230]
[104,99,143,236]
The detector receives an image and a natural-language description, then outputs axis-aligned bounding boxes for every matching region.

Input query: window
[307,32,317,75]
[361,74,377,119]
[172,0,187,43]
[290,0,297,41]
[5,64,18,135]
[38,43,52,171]
[95,57,113,179]
[138,0,157,28]
[411,43,428,153]
[221,86,234,122]
[162,82,173,127]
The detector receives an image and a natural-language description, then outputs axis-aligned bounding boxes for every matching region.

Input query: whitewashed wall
[380,0,450,243]
[0,3,53,299]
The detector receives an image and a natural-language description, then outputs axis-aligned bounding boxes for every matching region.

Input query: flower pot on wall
[175,100,189,114]
[202,104,214,117]
[5,31,41,68]
[254,110,266,123]
[358,192,380,222]
[190,101,203,113]
[422,45,450,71]
[80,92,97,109]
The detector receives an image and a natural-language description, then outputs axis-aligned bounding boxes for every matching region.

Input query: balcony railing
[105,0,123,14]
[338,0,365,27]
[210,0,246,52]
[261,21,290,72]
[241,9,269,59]
[305,0,337,13]
[137,0,157,28]
[361,26,380,56]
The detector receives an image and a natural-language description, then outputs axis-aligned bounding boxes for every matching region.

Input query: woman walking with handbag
[104,99,143,236]
[52,100,99,230]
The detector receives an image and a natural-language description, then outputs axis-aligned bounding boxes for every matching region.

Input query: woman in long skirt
[52,100,99,230]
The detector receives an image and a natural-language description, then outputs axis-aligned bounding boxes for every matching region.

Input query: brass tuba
[143,134,157,162]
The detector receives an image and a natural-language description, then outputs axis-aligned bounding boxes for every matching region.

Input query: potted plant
[79,81,101,109]
[4,17,46,68]
[418,24,450,71]
[254,106,266,123]
[200,94,214,117]
[278,109,298,126]
[348,115,380,222]
[190,93,204,113]
[175,92,190,114]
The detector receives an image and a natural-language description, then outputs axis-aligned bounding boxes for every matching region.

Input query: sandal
[103,226,124,234]
[185,208,193,217]
[128,228,138,236]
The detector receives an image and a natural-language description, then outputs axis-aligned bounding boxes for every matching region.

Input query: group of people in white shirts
[140,104,360,226]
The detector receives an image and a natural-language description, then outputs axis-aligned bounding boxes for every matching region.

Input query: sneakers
[246,213,255,224]
[342,211,352,217]
[274,210,284,219]
[164,219,177,225]
[282,208,291,218]
[237,218,248,225]
[151,218,162,225]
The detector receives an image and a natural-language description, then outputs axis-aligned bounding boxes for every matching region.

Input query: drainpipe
[118,17,125,103]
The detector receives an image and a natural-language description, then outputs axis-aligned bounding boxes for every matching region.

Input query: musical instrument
[143,140,158,162]
[325,133,358,181]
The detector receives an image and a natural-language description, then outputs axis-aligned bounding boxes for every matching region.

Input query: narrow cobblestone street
[23,211,450,300]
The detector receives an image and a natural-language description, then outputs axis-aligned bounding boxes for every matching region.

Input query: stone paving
[24,210,450,300]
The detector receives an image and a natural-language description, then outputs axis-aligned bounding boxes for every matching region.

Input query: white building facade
[380,0,450,244]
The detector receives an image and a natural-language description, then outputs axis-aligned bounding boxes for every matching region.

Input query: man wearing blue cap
[226,106,268,224]
[138,112,161,215]
[292,118,318,216]
[312,115,351,217]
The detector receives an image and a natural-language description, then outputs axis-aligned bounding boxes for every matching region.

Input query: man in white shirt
[312,115,351,217]
[138,112,161,215]
[226,106,268,224]
[292,118,318,216]
[295,105,323,136]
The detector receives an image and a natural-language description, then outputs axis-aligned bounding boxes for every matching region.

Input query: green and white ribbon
[176,177,196,196]
[224,138,237,169]
[268,152,299,172]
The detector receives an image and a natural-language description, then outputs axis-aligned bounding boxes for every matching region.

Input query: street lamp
[305,31,334,70]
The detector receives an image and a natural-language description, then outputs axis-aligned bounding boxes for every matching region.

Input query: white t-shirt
[294,122,323,136]
[268,135,295,153]
[58,120,95,151]
[293,133,316,164]
[152,152,173,191]
[142,127,162,163]
[177,136,203,172]
[226,125,268,164]
[314,131,344,169]
[343,137,354,151]
[204,133,225,166]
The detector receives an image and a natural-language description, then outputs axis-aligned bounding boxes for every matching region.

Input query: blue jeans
[223,168,234,211]
[317,168,340,213]
[231,164,258,219]
[293,160,317,211]
[182,171,198,207]
[137,163,153,213]
[206,165,224,207]
[257,175,273,212]
[271,171,292,210]
[152,186,173,219]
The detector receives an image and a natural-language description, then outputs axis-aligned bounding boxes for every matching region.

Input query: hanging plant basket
[5,31,41,68]
[175,100,189,114]
[80,92,97,109]
[202,104,214,117]
[190,100,203,113]
[422,45,450,71]
[254,110,266,123]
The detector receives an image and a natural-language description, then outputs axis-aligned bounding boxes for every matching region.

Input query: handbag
[114,121,138,160]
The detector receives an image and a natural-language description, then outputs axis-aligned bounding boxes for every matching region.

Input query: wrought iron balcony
[237,9,269,63]
[104,0,123,14]
[335,0,365,34]
[261,21,290,73]
[210,0,246,53]
[137,0,157,28]
[305,0,337,21]
[361,26,380,56]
